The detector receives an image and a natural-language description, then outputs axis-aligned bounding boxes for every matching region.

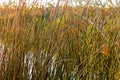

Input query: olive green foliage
[0,1,120,80]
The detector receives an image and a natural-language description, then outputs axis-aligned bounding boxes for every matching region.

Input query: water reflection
[0,40,4,66]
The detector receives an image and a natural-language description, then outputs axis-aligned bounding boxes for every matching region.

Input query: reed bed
[0,0,120,80]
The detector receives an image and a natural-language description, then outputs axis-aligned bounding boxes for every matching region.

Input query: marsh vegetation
[0,0,120,80]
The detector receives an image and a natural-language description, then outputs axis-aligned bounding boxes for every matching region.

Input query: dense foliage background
[0,0,120,80]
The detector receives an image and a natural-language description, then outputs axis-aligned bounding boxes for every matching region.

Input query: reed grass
[0,0,120,80]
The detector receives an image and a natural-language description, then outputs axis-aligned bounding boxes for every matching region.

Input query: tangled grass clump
[0,1,120,80]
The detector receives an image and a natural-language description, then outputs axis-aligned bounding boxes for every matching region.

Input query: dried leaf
[101,44,109,56]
